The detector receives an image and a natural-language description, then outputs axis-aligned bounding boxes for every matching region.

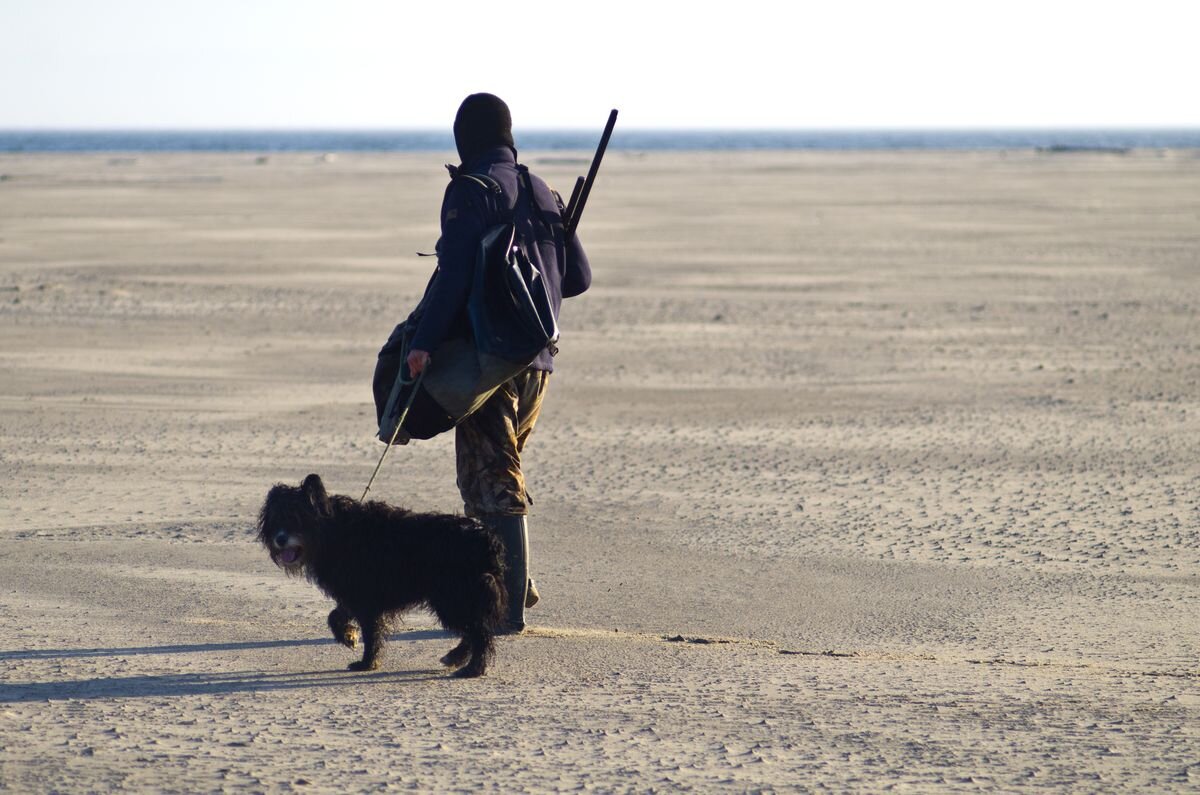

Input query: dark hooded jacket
[410,145,590,372]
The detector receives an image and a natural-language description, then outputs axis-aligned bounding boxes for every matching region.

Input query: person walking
[405,93,591,633]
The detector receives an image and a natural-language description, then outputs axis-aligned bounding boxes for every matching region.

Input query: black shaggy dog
[257,474,507,677]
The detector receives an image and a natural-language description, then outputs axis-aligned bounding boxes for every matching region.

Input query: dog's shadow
[0,631,455,703]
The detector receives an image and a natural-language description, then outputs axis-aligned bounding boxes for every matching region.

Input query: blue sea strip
[1,129,1199,153]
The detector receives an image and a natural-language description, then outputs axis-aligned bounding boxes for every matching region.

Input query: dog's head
[256,473,333,573]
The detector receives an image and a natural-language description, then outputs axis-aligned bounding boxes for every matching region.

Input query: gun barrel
[565,109,618,238]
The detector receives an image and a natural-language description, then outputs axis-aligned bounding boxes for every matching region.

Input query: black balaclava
[453,93,515,164]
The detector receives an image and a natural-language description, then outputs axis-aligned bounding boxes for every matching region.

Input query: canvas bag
[373,167,560,442]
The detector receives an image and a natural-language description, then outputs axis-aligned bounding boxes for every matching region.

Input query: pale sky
[2,0,1197,129]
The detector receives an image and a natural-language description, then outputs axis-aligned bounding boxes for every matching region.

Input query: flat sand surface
[1,149,1198,791]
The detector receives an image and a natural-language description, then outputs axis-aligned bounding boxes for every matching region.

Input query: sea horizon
[3,127,1200,153]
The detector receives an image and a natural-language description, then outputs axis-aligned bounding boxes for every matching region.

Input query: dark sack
[373,168,558,443]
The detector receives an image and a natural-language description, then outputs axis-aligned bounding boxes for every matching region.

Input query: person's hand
[406,348,431,376]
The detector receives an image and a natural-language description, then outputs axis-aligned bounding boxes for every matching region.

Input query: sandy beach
[1,149,1198,791]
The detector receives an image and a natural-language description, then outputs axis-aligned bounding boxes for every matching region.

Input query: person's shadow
[0,631,454,702]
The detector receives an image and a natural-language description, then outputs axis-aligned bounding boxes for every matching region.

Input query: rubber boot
[487,514,529,634]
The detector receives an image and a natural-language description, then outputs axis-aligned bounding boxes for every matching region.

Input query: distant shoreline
[2,129,1199,153]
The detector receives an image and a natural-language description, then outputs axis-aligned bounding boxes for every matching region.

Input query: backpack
[461,167,560,362]
[372,165,561,442]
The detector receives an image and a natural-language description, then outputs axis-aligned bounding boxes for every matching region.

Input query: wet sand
[1,149,1198,791]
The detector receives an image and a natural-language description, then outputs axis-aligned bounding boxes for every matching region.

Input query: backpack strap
[457,172,502,195]
[515,164,557,235]
[454,171,507,224]
[453,166,556,236]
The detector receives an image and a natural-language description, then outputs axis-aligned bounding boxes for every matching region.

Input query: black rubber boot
[487,514,529,634]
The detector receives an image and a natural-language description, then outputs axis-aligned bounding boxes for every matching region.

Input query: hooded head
[453,93,515,164]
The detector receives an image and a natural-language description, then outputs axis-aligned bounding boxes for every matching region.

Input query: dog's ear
[302,473,332,516]
[257,483,286,535]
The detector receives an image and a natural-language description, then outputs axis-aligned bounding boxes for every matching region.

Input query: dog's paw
[347,659,380,672]
[451,665,485,678]
[327,607,359,649]
[340,625,360,650]
[440,647,470,669]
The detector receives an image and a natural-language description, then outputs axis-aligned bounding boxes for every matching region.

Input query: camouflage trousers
[455,369,549,517]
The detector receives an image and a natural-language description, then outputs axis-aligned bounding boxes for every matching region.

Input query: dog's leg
[327,605,359,649]
[452,625,494,678]
[440,638,471,669]
[347,612,384,671]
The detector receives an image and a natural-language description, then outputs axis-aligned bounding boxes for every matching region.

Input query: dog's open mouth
[277,546,303,566]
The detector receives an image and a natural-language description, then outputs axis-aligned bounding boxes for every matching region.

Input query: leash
[360,368,426,502]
